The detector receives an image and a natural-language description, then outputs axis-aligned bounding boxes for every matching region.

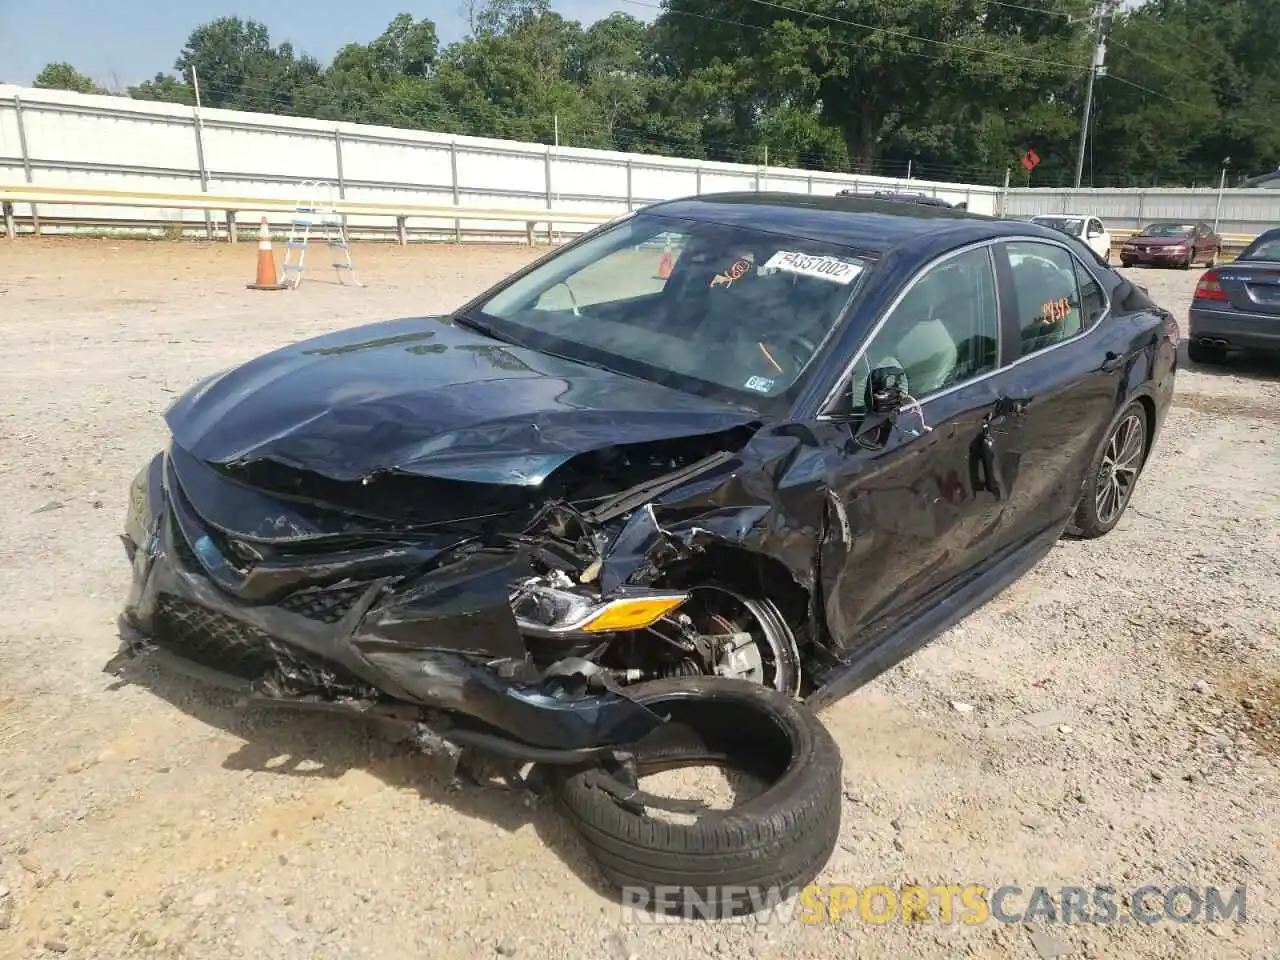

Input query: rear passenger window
[1073,260,1106,329]
[1006,241,1085,355]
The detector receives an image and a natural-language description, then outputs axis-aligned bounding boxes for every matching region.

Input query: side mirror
[866,365,908,414]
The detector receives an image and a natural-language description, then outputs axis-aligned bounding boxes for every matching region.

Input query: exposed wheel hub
[680,587,800,696]
[703,613,766,683]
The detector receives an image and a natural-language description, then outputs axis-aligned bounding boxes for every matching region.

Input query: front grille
[277,582,377,624]
[166,499,377,627]
[153,595,278,680]
[151,595,379,698]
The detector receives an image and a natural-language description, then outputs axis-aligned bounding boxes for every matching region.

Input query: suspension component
[659,659,705,679]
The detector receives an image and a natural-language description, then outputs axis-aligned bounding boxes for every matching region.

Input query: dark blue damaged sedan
[118,191,1179,758]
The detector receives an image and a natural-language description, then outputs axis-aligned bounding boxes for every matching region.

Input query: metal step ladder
[278,180,363,289]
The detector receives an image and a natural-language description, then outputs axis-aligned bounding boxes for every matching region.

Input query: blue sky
[0,0,650,88]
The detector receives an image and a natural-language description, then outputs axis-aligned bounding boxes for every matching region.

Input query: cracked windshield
[477,213,874,407]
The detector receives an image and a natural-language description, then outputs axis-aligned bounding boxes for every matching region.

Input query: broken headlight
[123,452,166,561]
[510,573,688,637]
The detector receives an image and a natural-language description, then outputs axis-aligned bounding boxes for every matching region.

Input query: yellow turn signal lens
[580,595,688,633]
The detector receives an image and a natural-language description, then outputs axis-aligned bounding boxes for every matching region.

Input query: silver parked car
[1187,227,1280,364]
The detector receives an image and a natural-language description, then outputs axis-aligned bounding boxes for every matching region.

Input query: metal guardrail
[5,184,1259,257]
[0,184,620,244]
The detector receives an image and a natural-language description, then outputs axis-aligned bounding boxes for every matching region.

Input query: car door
[1189,223,1205,259]
[1088,218,1110,260]
[984,238,1127,545]
[1199,222,1220,259]
[813,242,1020,650]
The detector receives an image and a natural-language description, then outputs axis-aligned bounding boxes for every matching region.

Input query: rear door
[985,239,1128,541]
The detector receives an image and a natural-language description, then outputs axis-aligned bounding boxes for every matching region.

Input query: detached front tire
[1067,400,1150,539]
[547,677,842,918]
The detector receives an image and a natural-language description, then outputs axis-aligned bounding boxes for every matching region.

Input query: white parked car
[1029,214,1112,263]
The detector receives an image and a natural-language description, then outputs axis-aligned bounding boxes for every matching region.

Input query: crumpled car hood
[164,316,758,485]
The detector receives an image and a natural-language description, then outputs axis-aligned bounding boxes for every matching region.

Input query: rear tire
[1188,339,1226,366]
[1066,401,1150,539]
[547,677,843,918]
[1206,246,1220,268]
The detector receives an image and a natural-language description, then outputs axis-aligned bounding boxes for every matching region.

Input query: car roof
[866,191,958,206]
[1241,170,1280,189]
[1032,213,1094,220]
[1243,226,1280,246]
[638,191,1059,259]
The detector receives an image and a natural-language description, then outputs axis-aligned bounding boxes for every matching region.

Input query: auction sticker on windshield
[761,251,863,284]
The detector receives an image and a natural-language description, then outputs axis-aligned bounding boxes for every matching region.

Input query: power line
[1106,36,1185,80]
[1104,71,1196,107]
[982,0,1076,20]
[736,0,1089,70]
[620,0,1087,75]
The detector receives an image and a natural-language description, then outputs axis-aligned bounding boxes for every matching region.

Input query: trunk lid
[1217,262,1280,316]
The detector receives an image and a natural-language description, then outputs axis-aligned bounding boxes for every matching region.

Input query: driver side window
[845,246,1001,413]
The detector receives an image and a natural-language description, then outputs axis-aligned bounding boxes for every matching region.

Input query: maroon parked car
[1119,221,1222,269]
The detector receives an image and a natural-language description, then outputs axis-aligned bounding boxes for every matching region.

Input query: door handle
[977,425,1006,500]
[989,395,1028,425]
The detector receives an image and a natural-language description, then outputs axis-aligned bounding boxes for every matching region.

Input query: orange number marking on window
[1038,296,1072,325]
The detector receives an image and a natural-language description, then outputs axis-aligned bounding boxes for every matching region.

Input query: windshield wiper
[449,310,520,346]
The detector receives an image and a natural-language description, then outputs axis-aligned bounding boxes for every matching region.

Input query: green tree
[96,3,1278,186]
[300,15,448,128]
[653,0,1092,173]
[1084,0,1279,185]
[129,73,195,105]
[131,17,322,113]
[432,10,604,146]
[33,62,105,95]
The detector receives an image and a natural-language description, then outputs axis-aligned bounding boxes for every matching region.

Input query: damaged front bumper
[118,451,666,755]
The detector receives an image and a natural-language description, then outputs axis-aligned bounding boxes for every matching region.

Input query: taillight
[1194,270,1228,301]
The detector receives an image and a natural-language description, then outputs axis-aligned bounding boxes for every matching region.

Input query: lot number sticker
[761,251,863,285]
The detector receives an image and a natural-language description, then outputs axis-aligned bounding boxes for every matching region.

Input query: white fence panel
[2,82,1010,241]
[1003,187,1280,238]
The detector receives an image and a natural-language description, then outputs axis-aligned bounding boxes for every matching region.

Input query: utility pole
[1073,2,1110,189]
[190,65,215,240]
[1213,157,1230,232]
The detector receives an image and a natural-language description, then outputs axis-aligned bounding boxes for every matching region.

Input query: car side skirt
[805,522,1062,711]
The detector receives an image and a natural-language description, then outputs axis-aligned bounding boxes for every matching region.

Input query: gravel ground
[1,238,1278,960]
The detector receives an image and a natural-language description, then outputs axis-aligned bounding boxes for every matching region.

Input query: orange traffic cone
[246,217,288,291]
[657,250,673,280]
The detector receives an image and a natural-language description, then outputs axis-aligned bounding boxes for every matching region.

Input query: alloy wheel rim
[1095,413,1144,525]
